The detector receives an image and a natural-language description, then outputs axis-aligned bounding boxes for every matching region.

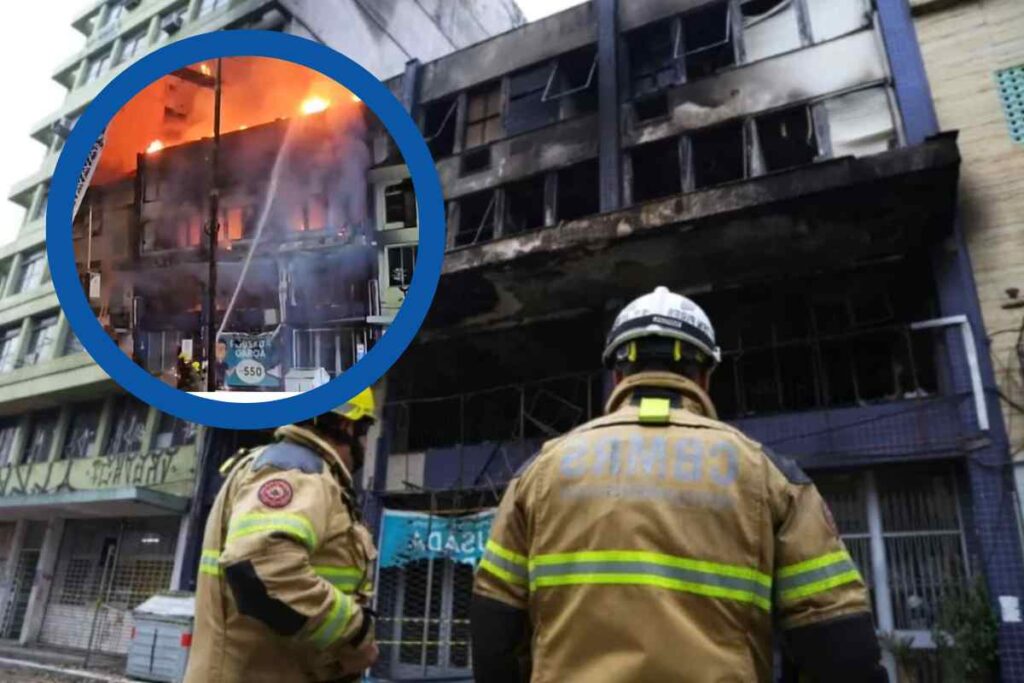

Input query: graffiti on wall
[0,447,196,499]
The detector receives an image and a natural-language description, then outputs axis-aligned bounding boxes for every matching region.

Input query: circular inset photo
[48,32,444,429]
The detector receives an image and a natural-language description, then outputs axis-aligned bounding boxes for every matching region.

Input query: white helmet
[602,286,721,368]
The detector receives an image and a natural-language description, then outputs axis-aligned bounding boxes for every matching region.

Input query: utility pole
[205,58,222,391]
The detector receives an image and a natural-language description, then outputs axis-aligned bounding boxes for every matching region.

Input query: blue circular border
[48,31,444,430]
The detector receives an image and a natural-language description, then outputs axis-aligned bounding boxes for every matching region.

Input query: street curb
[0,655,133,682]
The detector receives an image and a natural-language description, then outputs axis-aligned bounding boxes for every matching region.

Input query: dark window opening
[632,138,681,203]
[384,178,417,228]
[546,47,598,106]
[461,147,492,176]
[691,122,745,189]
[628,20,679,97]
[683,2,736,80]
[455,191,497,247]
[742,0,790,13]
[387,245,418,288]
[507,63,559,136]
[504,176,546,236]
[756,106,819,172]
[635,91,670,122]
[556,159,599,222]
[422,97,458,158]
[465,83,502,149]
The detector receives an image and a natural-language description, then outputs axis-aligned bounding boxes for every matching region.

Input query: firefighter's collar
[605,371,718,421]
[273,424,354,487]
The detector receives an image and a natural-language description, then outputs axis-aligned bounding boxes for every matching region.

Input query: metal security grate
[996,66,1024,144]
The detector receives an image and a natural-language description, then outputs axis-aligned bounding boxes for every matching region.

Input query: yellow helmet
[331,388,376,423]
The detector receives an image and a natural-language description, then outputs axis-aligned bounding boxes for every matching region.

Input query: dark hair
[614,337,710,382]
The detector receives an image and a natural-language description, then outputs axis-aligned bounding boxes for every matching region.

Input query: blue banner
[378,509,495,569]
[222,332,282,388]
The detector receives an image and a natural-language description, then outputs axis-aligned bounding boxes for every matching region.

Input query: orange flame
[300,96,330,115]
[146,140,165,154]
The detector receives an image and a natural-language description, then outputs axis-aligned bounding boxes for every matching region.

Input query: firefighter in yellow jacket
[184,390,379,683]
[471,287,887,683]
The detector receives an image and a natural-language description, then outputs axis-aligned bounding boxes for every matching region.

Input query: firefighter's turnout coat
[474,372,871,682]
[184,425,377,683]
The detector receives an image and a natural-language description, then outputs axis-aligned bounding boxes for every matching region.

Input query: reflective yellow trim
[777,550,850,578]
[627,341,637,362]
[531,573,770,611]
[778,570,862,602]
[199,549,222,577]
[485,539,528,567]
[226,512,318,551]
[479,558,528,586]
[529,550,771,586]
[309,586,356,649]
[639,397,671,424]
[312,564,363,590]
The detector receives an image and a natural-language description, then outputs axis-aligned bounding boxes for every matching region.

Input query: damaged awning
[0,486,188,521]
[429,134,961,332]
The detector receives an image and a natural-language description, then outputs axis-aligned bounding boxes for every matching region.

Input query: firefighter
[184,389,380,683]
[470,287,887,683]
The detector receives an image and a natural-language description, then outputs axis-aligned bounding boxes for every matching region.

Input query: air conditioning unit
[123,0,142,9]
[161,14,183,35]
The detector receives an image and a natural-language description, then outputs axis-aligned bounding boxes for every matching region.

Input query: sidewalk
[0,640,131,682]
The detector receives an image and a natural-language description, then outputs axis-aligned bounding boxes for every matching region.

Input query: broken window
[741,0,802,63]
[455,191,497,247]
[507,63,560,136]
[690,121,745,189]
[632,138,682,203]
[305,195,327,232]
[0,420,18,467]
[13,250,47,294]
[805,0,870,43]
[63,402,104,460]
[825,88,898,158]
[628,19,679,97]
[383,178,417,229]
[556,159,599,222]
[504,175,546,236]
[683,2,736,80]
[177,214,202,247]
[756,105,819,171]
[0,327,20,374]
[24,411,59,464]
[154,412,196,449]
[387,245,418,288]
[465,83,502,149]
[104,396,148,456]
[544,46,598,114]
[20,315,58,367]
[220,206,245,240]
[421,97,458,158]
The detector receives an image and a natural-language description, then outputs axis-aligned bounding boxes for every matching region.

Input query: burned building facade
[76,98,392,390]
[364,1,1024,681]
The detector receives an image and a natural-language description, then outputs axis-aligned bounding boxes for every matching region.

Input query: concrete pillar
[109,37,126,68]
[145,15,161,47]
[47,407,72,463]
[72,57,90,91]
[92,3,111,39]
[2,253,22,298]
[864,471,897,680]
[141,404,161,452]
[11,317,33,370]
[26,184,46,225]
[92,396,116,458]
[169,515,191,591]
[596,0,622,212]
[52,315,71,359]
[0,521,29,629]
[187,0,203,22]
[19,517,65,644]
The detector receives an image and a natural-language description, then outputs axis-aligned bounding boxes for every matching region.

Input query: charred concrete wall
[282,0,526,80]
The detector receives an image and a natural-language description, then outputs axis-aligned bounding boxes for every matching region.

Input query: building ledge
[429,134,961,331]
[0,486,188,521]
[0,354,114,417]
